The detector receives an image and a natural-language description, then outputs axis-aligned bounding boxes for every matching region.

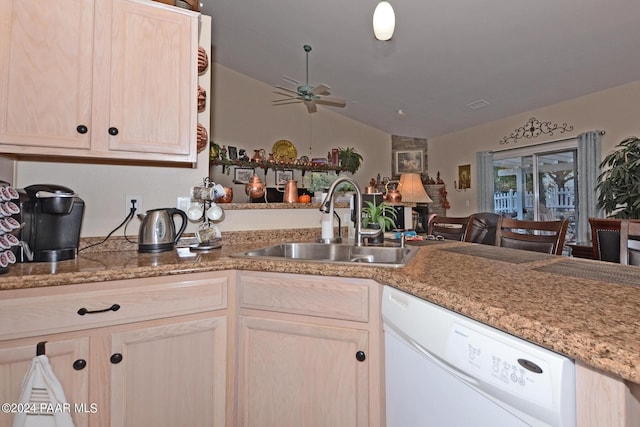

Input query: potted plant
[338,147,363,174]
[596,136,640,218]
[362,201,397,243]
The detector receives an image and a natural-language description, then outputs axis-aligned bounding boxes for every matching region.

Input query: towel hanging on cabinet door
[12,351,74,427]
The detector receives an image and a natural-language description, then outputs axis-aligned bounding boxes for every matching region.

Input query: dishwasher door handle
[407,336,481,387]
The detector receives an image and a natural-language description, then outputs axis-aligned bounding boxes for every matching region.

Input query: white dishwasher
[382,286,576,427]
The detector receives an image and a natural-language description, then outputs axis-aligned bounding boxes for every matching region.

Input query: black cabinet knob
[76,125,88,134]
[108,127,119,136]
[73,359,87,370]
[110,353,123,364]
[355,351,366,362]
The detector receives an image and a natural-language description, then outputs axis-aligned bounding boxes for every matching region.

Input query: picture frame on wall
[233,167,254,184]
[457,164,471,189]
[228,146,238,160]
[275,169,294,183]
[395,150,424,175]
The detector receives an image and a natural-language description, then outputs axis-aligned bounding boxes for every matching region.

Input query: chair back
[428,214,475,241]
[588,218,621,262]
[495,218,569,255]
[466,212,500,245]
[619,219,640,266]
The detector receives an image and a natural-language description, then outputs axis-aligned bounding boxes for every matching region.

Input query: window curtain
[476,151,494,212]
[577,131,603,242]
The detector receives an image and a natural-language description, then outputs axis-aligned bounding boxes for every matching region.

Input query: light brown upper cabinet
[0,0,200,164]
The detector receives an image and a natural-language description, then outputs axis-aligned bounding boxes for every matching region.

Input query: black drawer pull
[77,303,120,316]
[76,125,88,134]
[73,359,87,370]
[110,353,123,364]
[108,127,119,136]
[355,351,366,362]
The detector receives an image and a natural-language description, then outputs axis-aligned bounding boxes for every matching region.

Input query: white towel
[12,355,75,427]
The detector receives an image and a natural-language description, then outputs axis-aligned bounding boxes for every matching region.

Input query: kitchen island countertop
[1,235,639,385]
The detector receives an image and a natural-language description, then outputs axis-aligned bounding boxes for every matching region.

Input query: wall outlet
[176,196,191,212]
[126,194,143,216]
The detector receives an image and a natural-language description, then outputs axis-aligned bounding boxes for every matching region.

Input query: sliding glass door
[493,147,577,243]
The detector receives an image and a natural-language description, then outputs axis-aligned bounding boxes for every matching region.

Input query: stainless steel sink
[231,242,418,267]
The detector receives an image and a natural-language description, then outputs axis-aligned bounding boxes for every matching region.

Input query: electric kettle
[137,208,188,253]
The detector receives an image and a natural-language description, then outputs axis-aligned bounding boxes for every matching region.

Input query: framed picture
[395,150,424,175]
[457,164,471,189]
[228,146,238,160]
[276,169,294,183]
[233,167,254,184]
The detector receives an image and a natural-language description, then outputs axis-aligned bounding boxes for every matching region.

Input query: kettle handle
[169,208,188,244]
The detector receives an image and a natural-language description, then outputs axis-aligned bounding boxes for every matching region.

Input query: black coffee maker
[17,184,84,262]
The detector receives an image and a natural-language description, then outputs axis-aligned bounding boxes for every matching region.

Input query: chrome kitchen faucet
[320,176,382,246]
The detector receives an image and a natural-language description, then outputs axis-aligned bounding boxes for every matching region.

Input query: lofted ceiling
[200,0,640,139]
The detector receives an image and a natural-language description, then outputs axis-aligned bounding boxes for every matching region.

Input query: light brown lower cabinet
[576,361,640,427]
[235,271,384,427]
[0,271,230,427]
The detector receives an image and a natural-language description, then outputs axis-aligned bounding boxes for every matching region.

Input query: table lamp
[399,173,432,230]
[398,173,432,203]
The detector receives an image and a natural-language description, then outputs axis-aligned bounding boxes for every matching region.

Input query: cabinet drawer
[0,272,228,340]
[238,272,370,322]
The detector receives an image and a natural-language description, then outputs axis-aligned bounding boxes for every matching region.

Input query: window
[492,139,578,243]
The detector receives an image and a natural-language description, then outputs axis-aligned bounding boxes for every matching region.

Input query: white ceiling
[200,0,640,139]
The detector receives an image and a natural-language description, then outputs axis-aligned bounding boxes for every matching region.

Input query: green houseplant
[338,147,363,174]
[362,201,397,231]
[596,136,640,218]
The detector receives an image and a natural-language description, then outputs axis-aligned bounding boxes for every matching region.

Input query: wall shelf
[211,159,348,174]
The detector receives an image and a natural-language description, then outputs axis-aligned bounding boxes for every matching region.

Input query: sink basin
[231,242,418,267]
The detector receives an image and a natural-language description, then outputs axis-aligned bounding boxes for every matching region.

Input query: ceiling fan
[272,45,347,114]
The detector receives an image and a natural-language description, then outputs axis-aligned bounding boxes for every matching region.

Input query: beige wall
[429,80,640,217]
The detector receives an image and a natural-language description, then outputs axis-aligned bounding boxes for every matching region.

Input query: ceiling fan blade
[304,99,317,113]
[273,90,299,98]
[315,96,347,108]
[272,100,303,106]
[272,96,299,103]
[311,84,330,96]
[273,85,301,95]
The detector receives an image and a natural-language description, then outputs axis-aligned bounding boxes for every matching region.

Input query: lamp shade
[398,173,432,203]
[373,1,395,41]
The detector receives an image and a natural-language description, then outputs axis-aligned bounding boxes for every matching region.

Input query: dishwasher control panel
[446,323,552,407]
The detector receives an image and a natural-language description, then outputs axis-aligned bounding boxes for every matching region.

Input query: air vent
[466,99,490,110]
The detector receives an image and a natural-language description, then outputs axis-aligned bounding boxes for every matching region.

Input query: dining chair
[495,217,569,255]
[427,214,475,241]
[465,212,500,245]
[619,219,640,266]
[588,217,621,262]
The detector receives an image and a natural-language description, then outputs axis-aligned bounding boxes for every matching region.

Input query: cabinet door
[237,316,369,427]
[0,337,90,427]
[105,0,198,160]
[109,316,226,427]
[0,0,94,150]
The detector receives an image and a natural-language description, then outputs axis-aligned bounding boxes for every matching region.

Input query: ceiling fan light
[373,1,395,41]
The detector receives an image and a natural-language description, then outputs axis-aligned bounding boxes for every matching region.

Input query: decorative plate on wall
[272,140,297,162]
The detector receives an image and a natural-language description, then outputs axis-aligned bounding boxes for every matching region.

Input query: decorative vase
[245,175,266,199]
[251,149,265,162]
[218,187,233,203]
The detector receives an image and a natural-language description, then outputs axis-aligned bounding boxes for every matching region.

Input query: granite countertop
[1,230,639,385]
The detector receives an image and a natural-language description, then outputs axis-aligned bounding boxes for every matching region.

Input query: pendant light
[373,1,395,41]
